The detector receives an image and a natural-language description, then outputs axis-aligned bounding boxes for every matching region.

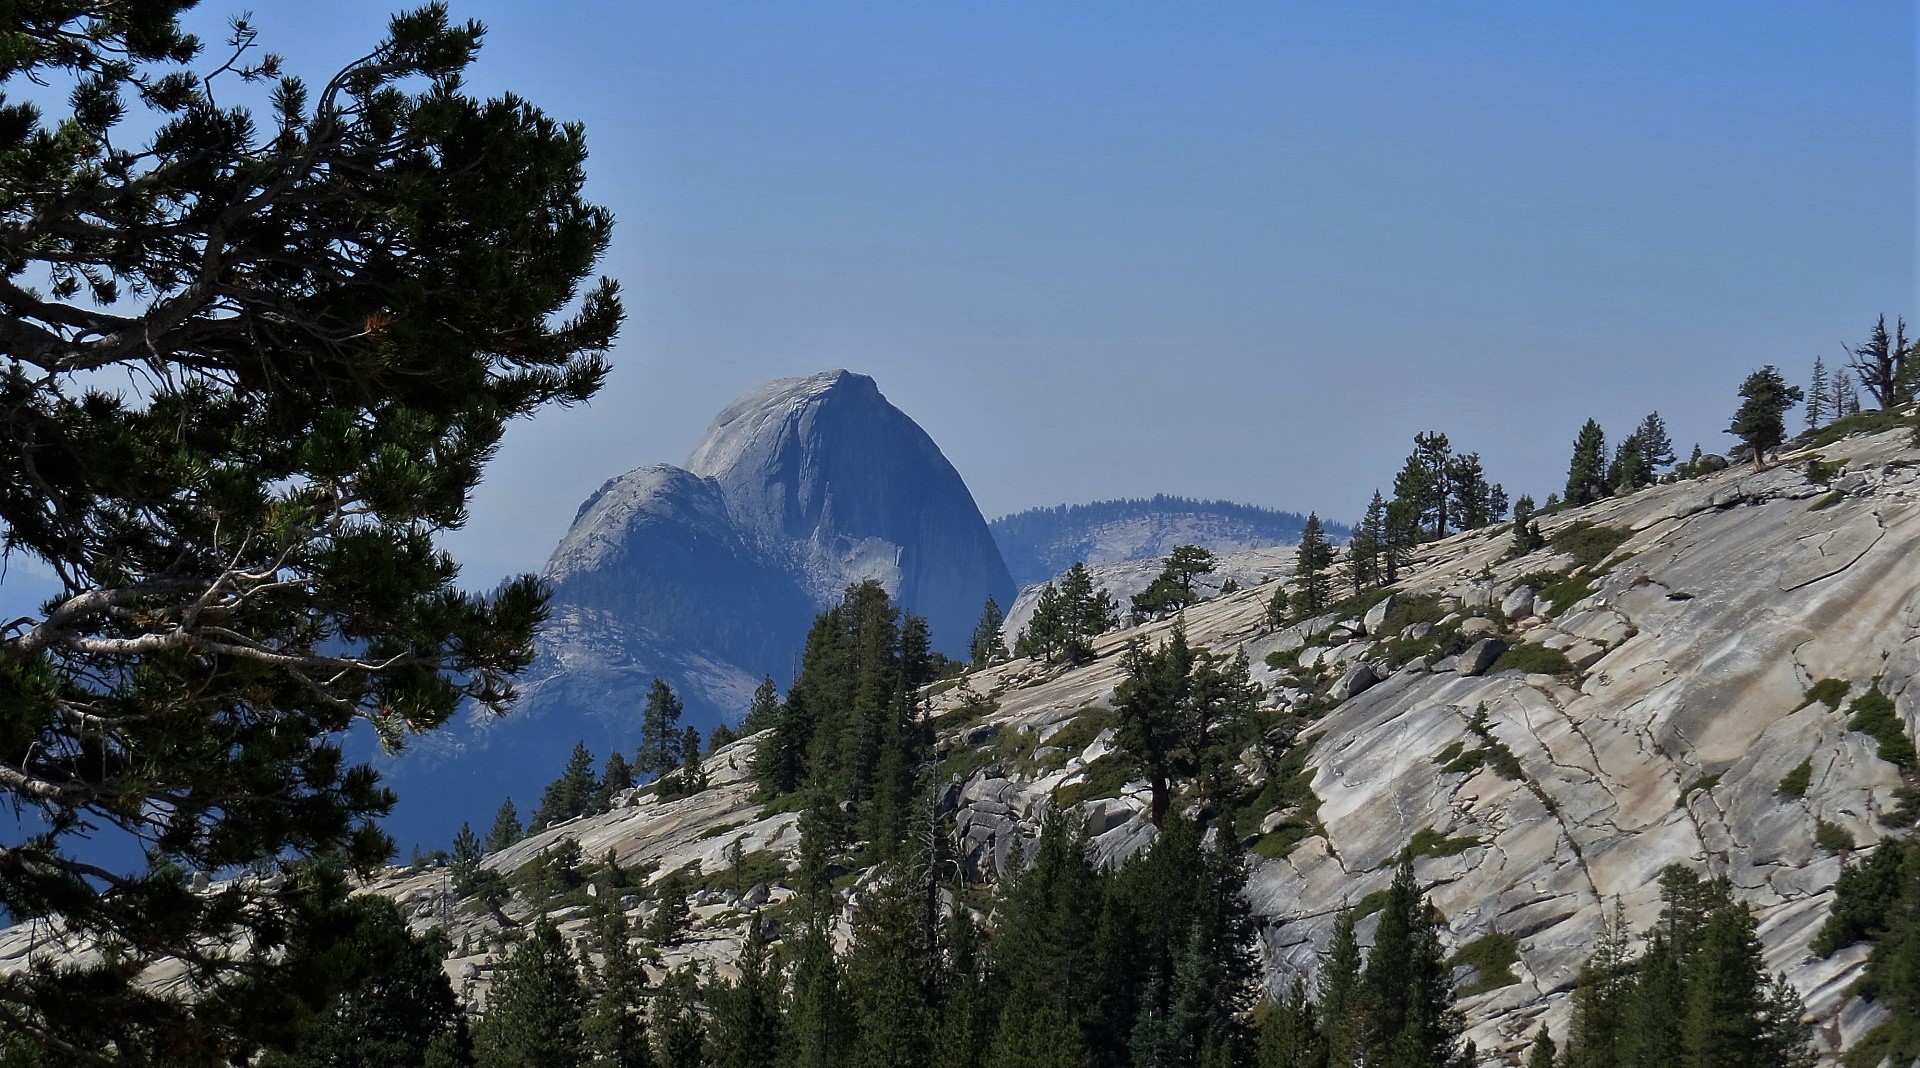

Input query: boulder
[962,723,1002,746]
[1501,586,1536,619]
[1455,638,1508,677]
[740,882,771,908]
[1404,622,1435,640]
[1363,595,1397,636]
[1332,664,1381,699]
[1459,617,1501,638]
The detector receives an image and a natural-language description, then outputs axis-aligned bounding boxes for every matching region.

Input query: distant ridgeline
[990,495,1350,587]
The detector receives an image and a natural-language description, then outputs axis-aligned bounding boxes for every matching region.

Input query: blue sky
[162,3,1920,584]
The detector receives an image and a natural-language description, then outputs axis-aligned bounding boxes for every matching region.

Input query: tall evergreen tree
[1362,856,1461,1068]
[1525,1028,1557,1068]
[535,741,600,829]
[1562,902,1630,1068]
[844,867,940,1068]
[707,921,782,1068]
[638,679,686,782]
[1058,562,1120,664]
[452,822,484,895]
[1635,411,1677,477]
[970,596,1010,668]
[0,5,621,1055]
[474,921,589,1068]
[585,900,653,1068]
[652,968,706,1068]
[1319,908,1366,1068]
[1509,496,1546,557]
[594,751,636,813]
[1808,356,1829,429]
[1565,419,1610,505]
[1849,314,1914,409]
[1391,432,1453,540]
[487,798,526,853]
[1256,979,1323,1068]
[1445,451,1506,530]
[261,898,468,1068]
[742,676,782,735]
[1294,514,1336,614]
[1728,366,1804,470]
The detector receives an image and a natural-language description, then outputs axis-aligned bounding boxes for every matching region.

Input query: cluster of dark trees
[1810,836,1920,1065]
[1012,563,1120,665]
[1541,867,1814,1068]
[751,581,937,864]
[255,810,1479,1068]
[1561,412,1676,504]
[1115,624,1262,827]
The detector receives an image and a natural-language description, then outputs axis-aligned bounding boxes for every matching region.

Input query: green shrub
[1448,931,1520,996]
[1378,593,1447,636]
[1265,648,1299,672]
[1816,819,1856,853]
[1848,686,1914,769]
[1433,741,1466,766]
[1043,706,1116,757]
[1806,678,1852,710]
[1778,760,1813,798]
[1550,521,1633,569]
[1053,753,1136,809]
[1809,490,1845,511]
[1490,642,1577,677]
[1407,827,1482,860]
[1804,405,1913,448]
[1351,888,1392,922]
[1806,456,1843,483]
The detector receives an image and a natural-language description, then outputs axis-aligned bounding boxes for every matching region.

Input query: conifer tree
[1320,908,1366,1068]
[594,752,636,813]
[742,677,782,734]
[970,596,1010,668]
[1565,419,1610,505]
[584,900,652,1068]
[1362,856,1460,1068]
[1728,366,1804,470]
[1293,514,1336,614]
[1265,585,1293,631]
[1509,496,1546,557]
[844,866,940,1068]
[652,968,706,1068]
[1562,902,1629,1068]
[1525,1027,1556,1068]
[639,679,686,782]
[1849,314,1913,409]
[1015,582,1067,661]
[1635,411,1677,477]
[535,741,600,829]
[707,921,783,1068]
[1608,431,1649,493]
[1392,432,1453,540]
[1256,979,1322,1068]
[261,898,468,1068]
[451,822,484,894]
[1115,629,1197,827]
[1445,451,1506,529]
[662,724,706,798]
[1808,356,1829,429]
[1058,562,1119,663]
[0,4,621,1053]
[474,921,589,1068]
[487,798,526,853]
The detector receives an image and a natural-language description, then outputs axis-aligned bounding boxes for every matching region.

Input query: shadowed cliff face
[372,371,1014,844]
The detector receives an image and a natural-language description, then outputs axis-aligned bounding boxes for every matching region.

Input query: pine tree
[452,823,484,895]
[1849,314,1913,409]
[970,596,1010,668]
[1445,451,1505,529]
[1635,411,1677,477]
[1016,582,1067,662]
[474,921,589,1068]
[1525,1027,1556,1068]
[535,741,600,829]
[1115,629,1197,827]
[844,867,939,1068]
[638,679,686,782]
[1058,562,1119,664]
[1509,496,1546,557]
[707,920,783,1068]
[584,900,652,1068]
[1608,432,1648,493]
[652,967,706,1068]
[1562,902,1629,1068]
[1807,357,1829,429]
[742,676,781,734]
[261,898,468,1068]
[1565,419,1609,505]
[1362,856,1460,1068]
[1347,493,1386,593]
[487,799,526,853]
[1391,432,1453,540]
[1319,908,1366,1068]
[1728,366,1804,470]
[1265,585,1293,630]
[0,6,621,1054]
[594,751,636,813]
[661,724,706,798]
[1256,979,1322,1068]
[1294,514,1336,614]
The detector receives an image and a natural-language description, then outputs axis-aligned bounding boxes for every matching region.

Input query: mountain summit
[381,371,1014,840]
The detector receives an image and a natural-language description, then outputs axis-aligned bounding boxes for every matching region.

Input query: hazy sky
[189,3,1914,586]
